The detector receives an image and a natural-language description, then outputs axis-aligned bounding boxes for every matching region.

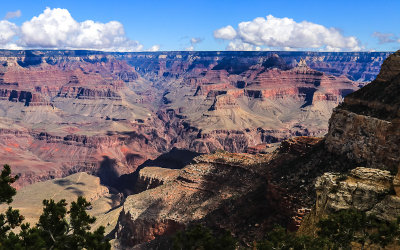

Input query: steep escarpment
[0,125,169,188]
[135,167,179,193]
[298,50,400,236]
[326,50,400,172]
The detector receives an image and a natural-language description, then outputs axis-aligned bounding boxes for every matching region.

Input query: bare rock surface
[299,167,400,235]
[116,151,272,246]
[135,167,180,193]
[326,50,400,172]
[300,50,400,236]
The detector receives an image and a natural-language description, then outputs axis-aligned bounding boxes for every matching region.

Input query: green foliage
[317,208,367,249]
[317,209,400,249]
[0,165,24,247]
[0,164,110,250]
[256,226,326,250]
[173,224,237,250]
[257,209,400,250]
[0,164,18,204]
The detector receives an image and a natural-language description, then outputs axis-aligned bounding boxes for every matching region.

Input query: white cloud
[184,37,203,51]
[226,40,260,51]
[19,8,143,51]
[0,20,18,45]
[147,45,160,51]
[0,7,143,51]
[372,32,398,44]
[214,25,237,40]
[4,10,21,20]
[214,15,361,51]
[190,37,202,44]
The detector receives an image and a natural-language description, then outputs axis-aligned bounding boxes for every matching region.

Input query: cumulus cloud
[372,32,398,44]
[4,10,21,20]
[0,7,145,51]
[214,15,361,51]
[18,8,143,51]
[214,25,237,40]
[0,20,18,45]
[227,40,260,51]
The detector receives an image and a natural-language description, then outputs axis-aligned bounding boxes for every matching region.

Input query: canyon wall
[0,50,392,188]
[325,50,400,172]
[299,50,400,236]
[113,50,400,248]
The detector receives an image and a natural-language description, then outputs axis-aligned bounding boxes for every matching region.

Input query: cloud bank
[0,7,149,51]
[214,15,362,51]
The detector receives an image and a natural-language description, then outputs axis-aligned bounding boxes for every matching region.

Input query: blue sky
[0,0,399,51]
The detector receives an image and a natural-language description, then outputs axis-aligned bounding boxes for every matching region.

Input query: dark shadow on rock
[54,179,73,186]
[98,156,120,188]
[114,148,202,196]
[64,186,84,196]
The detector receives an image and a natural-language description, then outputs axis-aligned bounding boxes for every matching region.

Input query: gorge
[0,50,391,188]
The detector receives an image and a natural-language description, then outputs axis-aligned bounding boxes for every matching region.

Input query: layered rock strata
[116,152,272,246]
[0,50,390,188]
[300,50,400,235]
[326,50,400,172]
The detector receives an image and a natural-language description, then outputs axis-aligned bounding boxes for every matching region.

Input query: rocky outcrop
[299,50,400,236]
[326,110,400,171]
[326,50,400,172]
[135,167,179,193]
[114,136,360,247]
[111,50,399,248]
[116,152,273,246]
[298,167,400,235]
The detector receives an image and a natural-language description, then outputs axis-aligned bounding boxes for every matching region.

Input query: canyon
[114,50,400,248]
[0,50,391,188]
[1,49,399,248]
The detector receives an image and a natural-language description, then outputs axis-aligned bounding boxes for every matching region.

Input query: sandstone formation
[135,167,180,193]
[326,50,400,172]
[298,50,400,236]
[0,49,396,248]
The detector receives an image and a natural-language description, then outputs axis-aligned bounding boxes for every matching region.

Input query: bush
[173,224,237,250]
